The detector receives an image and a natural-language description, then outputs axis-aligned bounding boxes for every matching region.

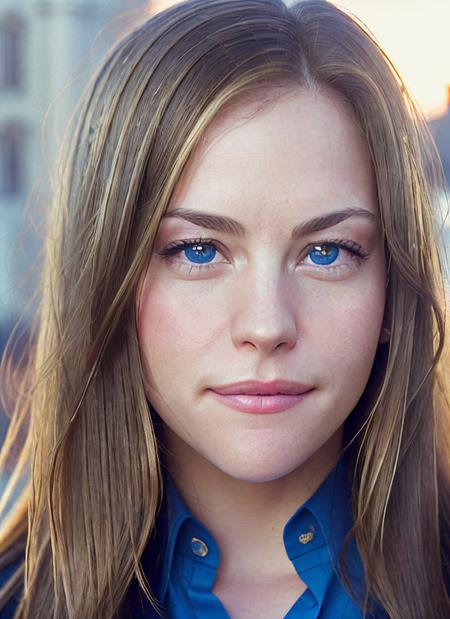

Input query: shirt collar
[153,469,199,601]
[153,449,363,605]
[283,449,366,607]
[284,447,353,561]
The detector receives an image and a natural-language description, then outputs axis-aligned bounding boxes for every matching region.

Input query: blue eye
[184,242,217,264]
[156,237,369,275]
[309,244,339,265]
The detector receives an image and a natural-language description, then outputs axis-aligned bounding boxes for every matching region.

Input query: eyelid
[307,237,369,260]
[155,237,224,257]
[156,236,369,261]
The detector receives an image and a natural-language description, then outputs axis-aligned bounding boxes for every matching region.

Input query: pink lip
[211,379,313,396]
[209,379,314,414]
[209,390,313,414]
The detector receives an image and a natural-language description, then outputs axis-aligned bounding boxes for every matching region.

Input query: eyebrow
[162,206,378,239]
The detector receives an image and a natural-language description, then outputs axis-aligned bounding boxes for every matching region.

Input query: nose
[230,265,298,356]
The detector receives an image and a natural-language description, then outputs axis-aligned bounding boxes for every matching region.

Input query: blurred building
[430,86,450,187]
[0,0,148,328]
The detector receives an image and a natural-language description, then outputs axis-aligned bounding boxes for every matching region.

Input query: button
[299,525,316,545]
[190,537,209,557]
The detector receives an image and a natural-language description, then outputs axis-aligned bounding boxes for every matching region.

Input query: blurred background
[0,0,449,446]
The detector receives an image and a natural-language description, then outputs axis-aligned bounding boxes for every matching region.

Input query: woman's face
[138,88,386,483]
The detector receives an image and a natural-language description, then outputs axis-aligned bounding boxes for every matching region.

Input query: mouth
[209,381,314,414]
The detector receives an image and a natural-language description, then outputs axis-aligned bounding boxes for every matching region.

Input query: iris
[184,243,217,264]
[309,244,339,265]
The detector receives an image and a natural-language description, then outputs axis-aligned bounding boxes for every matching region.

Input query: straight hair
[0,1,449,617]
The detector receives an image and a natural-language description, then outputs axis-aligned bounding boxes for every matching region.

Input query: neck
[162,427,343,580]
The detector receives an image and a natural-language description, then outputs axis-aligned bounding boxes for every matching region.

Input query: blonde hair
[0,1,449,617]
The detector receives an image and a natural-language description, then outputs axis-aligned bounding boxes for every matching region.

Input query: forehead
[166,86,377,224]
[199,84,302,147]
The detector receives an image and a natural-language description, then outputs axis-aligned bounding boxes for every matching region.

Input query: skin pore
[138,87,387,617]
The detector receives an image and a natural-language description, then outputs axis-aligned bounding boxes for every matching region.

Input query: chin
[207,449,312,484]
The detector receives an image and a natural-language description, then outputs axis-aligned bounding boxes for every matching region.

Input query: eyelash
[155,236,370,274]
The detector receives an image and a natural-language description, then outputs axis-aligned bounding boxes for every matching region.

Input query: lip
[209,380,314,414]
[209,390,313,414]
[211,380,313,396]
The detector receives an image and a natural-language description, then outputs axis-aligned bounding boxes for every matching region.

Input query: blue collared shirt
[138,450,386,618]
[0,451,388,618]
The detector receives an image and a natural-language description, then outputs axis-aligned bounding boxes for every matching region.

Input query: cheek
[138,278,221,384]
[309,282,386,390]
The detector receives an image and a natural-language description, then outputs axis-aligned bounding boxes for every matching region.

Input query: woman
[0,0,448,617]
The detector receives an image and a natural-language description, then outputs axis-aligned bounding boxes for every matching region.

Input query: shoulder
[0,556,24,619]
